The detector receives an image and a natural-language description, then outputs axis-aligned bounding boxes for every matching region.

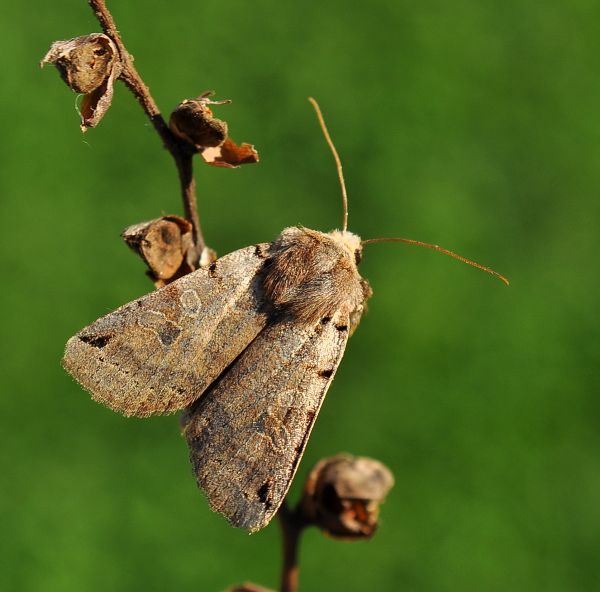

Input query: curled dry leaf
[41,34,121,131]
[300,453,394,540]
[169,92,260,168]
[121,216,196,287]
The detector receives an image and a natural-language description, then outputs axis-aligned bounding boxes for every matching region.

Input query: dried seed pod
[300,453,394,540]
[41,34,121,131]
[41,34,117,93]
[121,215,195,287]
[169,92,230,150]
[170,91,260,167]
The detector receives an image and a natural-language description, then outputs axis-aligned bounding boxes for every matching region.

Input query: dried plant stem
[88,0,206,257]
[278,502,307,592]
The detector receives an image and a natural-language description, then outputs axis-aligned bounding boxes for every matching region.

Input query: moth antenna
[308,97,349,232]
[362,237,509,285]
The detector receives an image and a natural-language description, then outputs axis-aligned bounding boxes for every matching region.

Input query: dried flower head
[121,215,196,287]
[41,34,121,131]
[300,453,394,540]
[169,92,260,168]
[169,91,230,149]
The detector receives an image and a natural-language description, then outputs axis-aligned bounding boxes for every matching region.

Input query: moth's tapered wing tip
[208,492,278,533]
[62,333,161,419]
[62,334,94,397]
[64,334,123,416]
[182,418,280,533]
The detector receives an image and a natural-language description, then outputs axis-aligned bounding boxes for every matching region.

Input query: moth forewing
[181,307,351,531]
[62,244,271,417]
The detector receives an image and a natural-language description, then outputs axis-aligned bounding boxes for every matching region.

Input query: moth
[63,98,507,532]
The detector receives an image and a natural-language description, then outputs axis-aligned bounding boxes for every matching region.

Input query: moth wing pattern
[63,244,270,417]
[181,308,351,531]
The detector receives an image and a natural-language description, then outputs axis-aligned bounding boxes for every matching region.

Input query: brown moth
[63,98,507,532]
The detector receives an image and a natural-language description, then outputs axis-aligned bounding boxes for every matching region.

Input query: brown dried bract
[41,34,121,131]
[300,453,394,540]
[201,137,260,168]
[121,216,195,287]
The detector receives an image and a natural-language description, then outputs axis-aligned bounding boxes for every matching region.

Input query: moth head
[328,230,363,267]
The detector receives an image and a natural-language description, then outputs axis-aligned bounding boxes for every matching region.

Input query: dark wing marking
[63,244,270,417]
[182,309,350,531]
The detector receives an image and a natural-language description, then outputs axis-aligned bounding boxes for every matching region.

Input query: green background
[2,1,600,590]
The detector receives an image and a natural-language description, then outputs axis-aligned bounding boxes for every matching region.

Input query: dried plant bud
[199,245,218,268]
[121,216,195,287]
[169,91,230,150]
[228,584,274,592]
[170,91,260,167]
[300,453,394,540]
[201,137,260,168]
[41,34,121,131]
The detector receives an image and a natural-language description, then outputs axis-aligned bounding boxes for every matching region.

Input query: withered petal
[201,137,259,168]
[79,77,112,131]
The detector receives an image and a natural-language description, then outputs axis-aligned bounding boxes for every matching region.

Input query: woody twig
[42,0,258,282]
[278,502,307,592]
[87,0,206,258]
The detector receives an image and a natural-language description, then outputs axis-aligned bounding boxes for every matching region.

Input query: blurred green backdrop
[2,0,600,590]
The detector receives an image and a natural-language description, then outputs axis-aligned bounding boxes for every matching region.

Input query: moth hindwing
[181,307,351,531]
